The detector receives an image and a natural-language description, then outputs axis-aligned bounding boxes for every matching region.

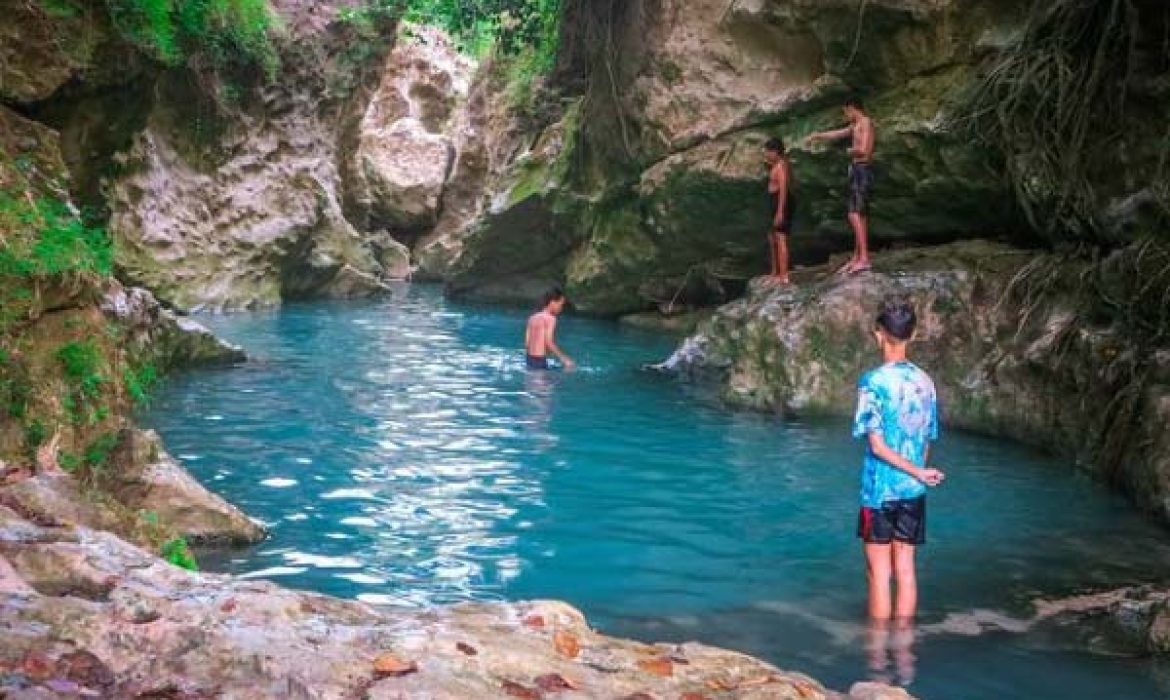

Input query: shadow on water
[151,287,1170,700]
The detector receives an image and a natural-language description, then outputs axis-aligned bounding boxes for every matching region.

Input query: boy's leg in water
[864,542,893,619]
[892,540,918,619]
[865,617,892,684]
[891,617,917,686]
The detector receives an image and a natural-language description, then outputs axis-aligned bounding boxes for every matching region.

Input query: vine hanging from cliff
[957,0,1141,245]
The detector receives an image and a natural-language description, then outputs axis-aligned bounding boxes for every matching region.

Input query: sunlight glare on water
[144,285,1170,699]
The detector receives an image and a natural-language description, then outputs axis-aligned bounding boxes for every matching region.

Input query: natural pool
[144,285,1170,699]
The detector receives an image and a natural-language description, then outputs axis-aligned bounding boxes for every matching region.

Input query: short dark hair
[764,137,785,154]
[844,96,864,110]
[875,297,916,341]
[541,287,566,308]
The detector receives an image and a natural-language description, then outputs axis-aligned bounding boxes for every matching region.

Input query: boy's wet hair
[764,137,786,154]
[541,287,566,308]
[844,96,864,110]
[876,297,916,341]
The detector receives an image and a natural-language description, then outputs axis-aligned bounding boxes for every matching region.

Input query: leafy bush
[55,340,110,425]
[395,0,560,63]
[124,361,159,408]
[0,194,113,280]
[161,536,199,570]
[40,0,278,76]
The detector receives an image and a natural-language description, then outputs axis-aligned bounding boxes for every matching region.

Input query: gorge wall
[434,0,1167,316]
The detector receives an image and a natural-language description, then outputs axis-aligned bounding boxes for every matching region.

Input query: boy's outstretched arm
[867,432,945,486]
[808,126,852,143]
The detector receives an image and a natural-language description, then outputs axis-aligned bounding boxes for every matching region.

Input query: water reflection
[866,618,917,687]
[146,289,1170,700]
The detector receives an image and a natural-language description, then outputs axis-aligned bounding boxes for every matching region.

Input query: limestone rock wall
[0,99,260,547]
[657,241,1170,522]
[443,0,1034,314]
[105,7,402,312]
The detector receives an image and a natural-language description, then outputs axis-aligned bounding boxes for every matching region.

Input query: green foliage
[55,340,110,425]
[0,350,31,419]
[161,536,199,570]
[40,0,278,77]
[399,0,560,63]
[0,194,113,280]
[59,451,81,472]
[83,432,120,471]
[124,361,159,408]
[23,419,48,456]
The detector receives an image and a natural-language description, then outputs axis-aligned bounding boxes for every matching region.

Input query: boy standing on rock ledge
[764,137,795,285]
[807,97,875,275]
[852,297,944,620]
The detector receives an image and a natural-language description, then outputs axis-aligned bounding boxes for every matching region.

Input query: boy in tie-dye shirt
[852,297,944,620]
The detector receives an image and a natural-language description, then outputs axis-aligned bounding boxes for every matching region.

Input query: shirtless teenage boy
[764,138,795,285]
[807,98,875,274]
[525,288,576,371]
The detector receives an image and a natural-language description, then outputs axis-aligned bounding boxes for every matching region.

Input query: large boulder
[352,25,475,241]
[658,240,1170,522]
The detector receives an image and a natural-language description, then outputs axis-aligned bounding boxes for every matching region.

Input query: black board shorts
[857,495,926,545]
[526,354,550,370]
[768,193,797,235]
[848,162,874,214]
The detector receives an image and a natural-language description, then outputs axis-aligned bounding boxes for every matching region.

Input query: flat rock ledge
[0,506,914,699]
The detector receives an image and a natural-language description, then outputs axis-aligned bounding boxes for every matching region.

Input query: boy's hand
[563,359,577,371]
[917,468,945,487]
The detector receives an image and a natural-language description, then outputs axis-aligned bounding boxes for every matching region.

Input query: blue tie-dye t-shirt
[852,360,939,508]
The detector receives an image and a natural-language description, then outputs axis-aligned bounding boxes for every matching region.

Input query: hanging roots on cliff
[554,0,647,168]
[957,0,1139,244]
[1000,237,1170,485]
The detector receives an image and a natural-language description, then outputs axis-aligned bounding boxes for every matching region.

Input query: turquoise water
[144,286,1170,699]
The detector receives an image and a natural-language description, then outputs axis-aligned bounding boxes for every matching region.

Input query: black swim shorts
[848,163,874,214]
[857,495,926,545]
[774,195,797,235]
[526,354,550,370]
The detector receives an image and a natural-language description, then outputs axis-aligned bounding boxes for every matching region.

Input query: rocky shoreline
[0,502,915,700]
[656,241,1170,525]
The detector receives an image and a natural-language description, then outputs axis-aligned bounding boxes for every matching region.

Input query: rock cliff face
[103,6,406,311]
[1,36,262,547]
[657,241,1170,522]
[443,0,1034,314]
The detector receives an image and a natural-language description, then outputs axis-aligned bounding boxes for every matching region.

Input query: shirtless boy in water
[525,288,575,371]
[807,97,875,275]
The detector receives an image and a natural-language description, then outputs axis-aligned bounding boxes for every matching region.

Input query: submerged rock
[0,506,912,699]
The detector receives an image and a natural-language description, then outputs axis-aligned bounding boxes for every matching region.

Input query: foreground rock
[0,507,910,700]
[659,241,1170,523]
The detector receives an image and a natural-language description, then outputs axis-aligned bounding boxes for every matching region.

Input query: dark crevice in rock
[21,74,156,219]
